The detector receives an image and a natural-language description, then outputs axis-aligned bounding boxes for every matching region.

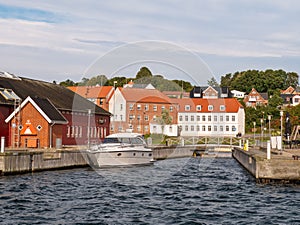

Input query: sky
[0,0,300,85]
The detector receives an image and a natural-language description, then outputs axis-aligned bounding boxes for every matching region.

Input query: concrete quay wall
[152,146,199,160]
[0,150,88,175]
[232,147,300,183]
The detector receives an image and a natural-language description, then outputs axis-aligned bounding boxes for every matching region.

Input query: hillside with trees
[59,66,193,92]
[220,69,298,93]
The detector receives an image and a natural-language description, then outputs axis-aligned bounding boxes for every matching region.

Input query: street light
[268,115,272,138]
[87,109,91,148]
[113,81,117,133]
[280,110,283,152]
[260,118,263,147]
[253,121,256,146]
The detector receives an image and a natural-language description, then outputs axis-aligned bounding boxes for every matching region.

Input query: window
[208,126,211,131]
[202,115,206,121]
[197,115,200,121]
[196,125,200,131]
[137,104,141,110]
[208,115,211,121]
[145,104,149,111]
[162,105,165,111]
[169,126,172,132]
[202,125,206,131]
[226,115,229,121]
[214,115,217,122]
[232,116,236,122]
[170,106,173,112]
[144,125,149,131]
[120,104,123,111]
[137,115,141,121]
[100,99,104,105]
[153,115,157,122]
[191,115,194,121]
[153,105,157,111]
[137,125,141,132]
[129,114,134,120]
[144,115,149,121]
[185,115,188,121]
[67,126,70,138]
[185,125,188,131]
[214,126,217,131]
[185,105,191,111]
[232,126,236,132]
[196,105,202,111]
[226,125,229,131]
[208,105,213,111]
[220,126,223,132]
[120,115,123,121]
[191,125,194,131]
[129,104,134,110]
[179,115,183,121]
[220,105,225,111]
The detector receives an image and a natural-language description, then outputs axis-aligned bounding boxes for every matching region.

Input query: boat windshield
[102,138,120,144]
[102,136,145,145]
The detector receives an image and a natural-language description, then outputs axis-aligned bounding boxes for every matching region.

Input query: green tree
[136,67,153,79]
[157,109,172,136]
[59,79,76,87]
[207,77,219,87]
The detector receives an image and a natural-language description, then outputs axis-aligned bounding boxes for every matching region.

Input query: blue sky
[0,0,300,85]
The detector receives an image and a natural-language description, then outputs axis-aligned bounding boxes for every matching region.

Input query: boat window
[120,138,131,144]
[117,153,122,156]
[133,153,136,156]
[142,153,144,156]
[149,153,152,157]
[102,138,120,144]
[130,137,145,145]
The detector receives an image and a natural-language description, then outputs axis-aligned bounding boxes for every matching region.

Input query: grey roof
[190,86,232,98]
[260,93,268,100]
[0,76,111,116]
[33,96,67,123]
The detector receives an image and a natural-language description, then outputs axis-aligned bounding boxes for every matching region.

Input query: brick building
[0,73,111,148]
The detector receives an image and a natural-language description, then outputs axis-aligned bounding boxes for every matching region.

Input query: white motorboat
[86,133,154,168]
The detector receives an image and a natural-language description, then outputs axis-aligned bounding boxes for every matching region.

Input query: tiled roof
[5,96,67,124]
[174,98,242,113]
[0,76,111,115]
[68,86,113,98]
[121,88,172,103]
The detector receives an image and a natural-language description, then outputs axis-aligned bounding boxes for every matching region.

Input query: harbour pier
[232,147,300,183]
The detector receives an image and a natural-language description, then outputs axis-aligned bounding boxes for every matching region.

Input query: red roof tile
[68,86,113,98]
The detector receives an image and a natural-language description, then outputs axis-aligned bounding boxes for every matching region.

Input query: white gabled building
[173,98,245,137]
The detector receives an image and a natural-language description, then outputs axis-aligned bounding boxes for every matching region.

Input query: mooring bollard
[1,136,5,153]
[267,140,271,160]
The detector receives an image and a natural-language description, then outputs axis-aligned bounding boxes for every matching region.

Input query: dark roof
[190,86,232,98]
[0,76,111,116]
[260,93,268,100]
[33,96,67,123]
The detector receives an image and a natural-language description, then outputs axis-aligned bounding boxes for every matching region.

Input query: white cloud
[0,0,300,81]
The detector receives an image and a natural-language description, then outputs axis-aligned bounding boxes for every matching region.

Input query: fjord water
[0,158,300,224]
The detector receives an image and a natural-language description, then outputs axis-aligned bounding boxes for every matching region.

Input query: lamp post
[268,115,272,138]
[113,81,117,133]
[260,118,263,147]
[87,109,91,148]
[253,121,256,146]
[280,110,283,152]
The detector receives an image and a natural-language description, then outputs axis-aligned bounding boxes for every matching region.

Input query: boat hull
[86,149,154,168]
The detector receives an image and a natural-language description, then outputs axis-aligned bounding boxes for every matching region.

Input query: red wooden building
[0,73,111,148]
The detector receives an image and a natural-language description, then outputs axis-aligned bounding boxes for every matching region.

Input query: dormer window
[220,105,225,111]
[185,105,191,111]
[196,105,202,111]
[208,105,213,111]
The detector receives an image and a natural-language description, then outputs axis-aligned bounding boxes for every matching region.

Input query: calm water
[0,157,300,225]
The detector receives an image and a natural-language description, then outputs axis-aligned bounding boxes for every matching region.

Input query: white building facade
[176,98,245,137]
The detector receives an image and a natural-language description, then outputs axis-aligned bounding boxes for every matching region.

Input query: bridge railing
[179,136,242,147]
